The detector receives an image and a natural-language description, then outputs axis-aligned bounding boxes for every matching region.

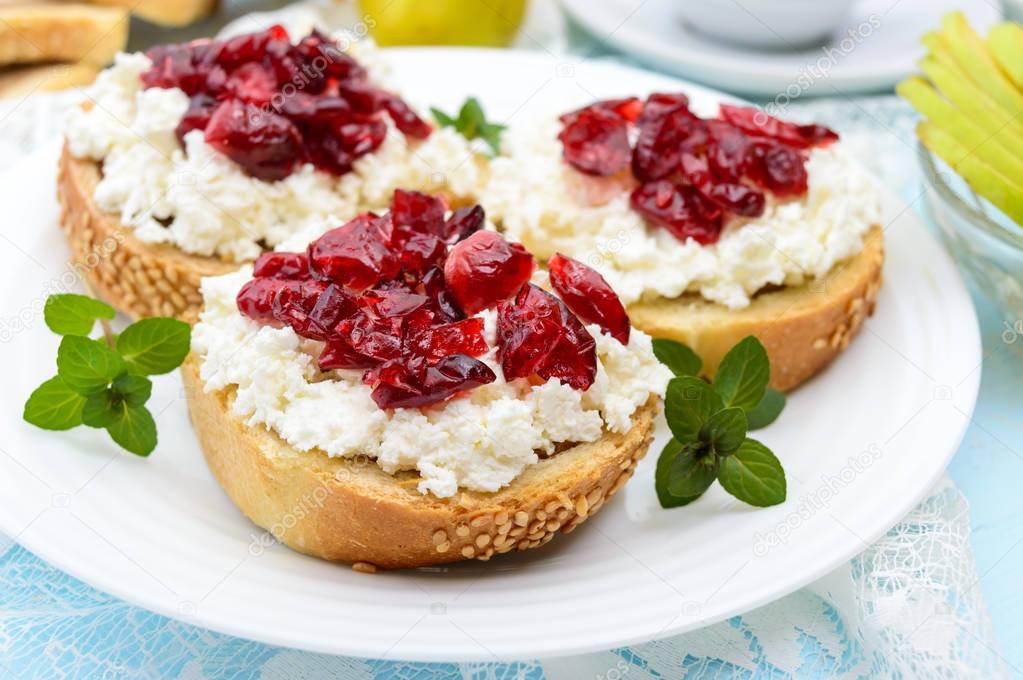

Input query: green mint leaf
[664,376,723,443]
[713,336,770,410]
[105,403,157,457]
[665,444,717,498]
[82,389,121,428]
[430,107,456,127]
[432,97,505,156]
[652,338,702,377]
[112,374,152,407]
[655,439,708,508]
[116,318,190,375]
[699,407,747,455]
[23,376,85,430]
[746,388,786,430]
[57,335,125,395]
[43,294,115,336]
[717,438,786,507]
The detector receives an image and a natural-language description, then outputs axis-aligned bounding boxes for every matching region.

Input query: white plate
[560,0,1001,97]
[0,50,981,661]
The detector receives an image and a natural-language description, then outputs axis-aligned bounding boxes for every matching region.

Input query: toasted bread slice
[181,356,657,570]
[58,144,237,323]
[0,62,99,97]
[85,0,217,27]
[629,226,884,391]
[0,4,127,67]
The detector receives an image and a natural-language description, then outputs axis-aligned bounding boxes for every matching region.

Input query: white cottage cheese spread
[483,115,882,309]
[192,269,672,498]
[65,48,483,262]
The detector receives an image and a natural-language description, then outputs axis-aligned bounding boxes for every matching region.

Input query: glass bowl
[918,142,1023,331]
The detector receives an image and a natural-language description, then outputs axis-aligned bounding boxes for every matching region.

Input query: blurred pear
[360,0,528,47]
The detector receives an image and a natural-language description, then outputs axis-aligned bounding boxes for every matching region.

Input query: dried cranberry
[223,62,278,105]
[408,318,488,360]
[383,95,432,139]
[441,205,485,244]
[718,104,837,148]
[278,94,351,123]
[391,189,447,236]
[747,142,809,197]
[497,285,597,390]
[308,214,399,291]
[319,337,375,370]
[367,354,496,410]
[175,94,218,144]
[210,25,289,70]
[399,233,447,275]
[559,97,643,125]
[444,231,535,315]
[204,100,303,181]
[308,283,358,329]
[559,108,631,176]
[679,153,765,218]
[632,107,698,182]
[236,278,297,323]
[421,267,464,322]
[271,280,332,339]
[630,180,723,244]
[548,254,630,344]
[252,251,310,279]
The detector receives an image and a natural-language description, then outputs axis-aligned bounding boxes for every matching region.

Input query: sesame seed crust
[58,143,238,324]
[182,355,659,570]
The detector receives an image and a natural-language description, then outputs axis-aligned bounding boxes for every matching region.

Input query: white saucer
[560,0,1002,97]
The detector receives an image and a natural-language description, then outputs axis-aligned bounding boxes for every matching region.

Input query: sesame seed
[352,562,377,574]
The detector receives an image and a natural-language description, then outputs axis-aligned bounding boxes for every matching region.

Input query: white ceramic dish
[678,0,857,49]
[0,50,981,661]
[560,0,1001,96]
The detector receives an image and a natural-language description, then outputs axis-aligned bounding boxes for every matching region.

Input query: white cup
[678,0,858,49]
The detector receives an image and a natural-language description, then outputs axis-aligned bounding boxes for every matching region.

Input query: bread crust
[628,226,884,391]
[57,144,237,323]
[181,356,658,570]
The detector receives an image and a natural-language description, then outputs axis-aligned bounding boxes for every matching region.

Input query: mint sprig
[431,97,506,156]
[24,294,190,457]
[653,336,787,508]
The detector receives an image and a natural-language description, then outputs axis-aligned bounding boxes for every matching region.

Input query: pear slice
[988,22,1023,91]
[898,77,1023,179]
[938,12,1023,117]
[918,122,1023,226]
[918,58,1023,151]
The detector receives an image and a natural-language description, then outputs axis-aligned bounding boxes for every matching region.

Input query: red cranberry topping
[444,231,535,315]
[718,104,838,149]
[558,108,631,177]
[236,278,297,323]
[142,26,431,181]
[408,318,488,361]
[252,251,310,279]
[548,254,630,344]
[366,354,497,410]
[630,180,722,245]
[441,205,485,244]
[308,214,399,291]
[236,193,621,410]
[497,285,597,390]
[204,100,303,182]
[557,93,840,245]
[391,189,447,237]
